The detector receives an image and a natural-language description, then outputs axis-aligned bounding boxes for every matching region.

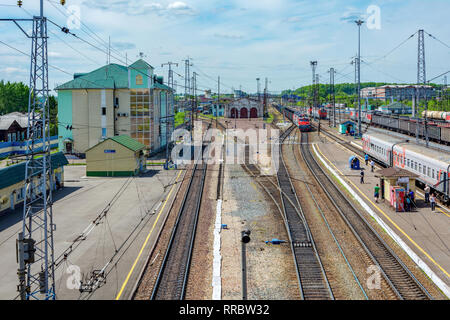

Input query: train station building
[56,59,174,156]
[226,98,263,118]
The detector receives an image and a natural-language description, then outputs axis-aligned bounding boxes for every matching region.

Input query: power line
[424,30,450,51]
[45,0,127,61]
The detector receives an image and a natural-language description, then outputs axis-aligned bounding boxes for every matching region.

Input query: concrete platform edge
[312,143,450,298]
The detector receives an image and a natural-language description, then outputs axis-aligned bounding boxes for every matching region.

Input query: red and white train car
[362,132,450,202]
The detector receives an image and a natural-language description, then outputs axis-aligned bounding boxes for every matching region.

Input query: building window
[102,107,106,116]
[136,75,143,85]
[130,89,152,147]
[102,128,107,137]
[16,188,24,201]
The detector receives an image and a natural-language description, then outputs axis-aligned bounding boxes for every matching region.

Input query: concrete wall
[86,139,140,176]
[72,89,115,153]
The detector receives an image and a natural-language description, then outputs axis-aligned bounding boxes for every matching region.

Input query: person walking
[405,195,411,212]
[370,160,375,173]
[374,184,380,203]
[365,154,369,166]
[424,185,430,204]
[360,170,365,184]
[430,193,436,212]
[409,189,416,209]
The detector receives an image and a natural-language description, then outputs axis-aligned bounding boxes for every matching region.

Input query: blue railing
[0,136,58,158]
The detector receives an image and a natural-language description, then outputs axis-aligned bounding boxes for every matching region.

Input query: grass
[175,112,186,127]
[264,113,274,124]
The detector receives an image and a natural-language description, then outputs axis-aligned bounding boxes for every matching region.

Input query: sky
[0,0,449,94]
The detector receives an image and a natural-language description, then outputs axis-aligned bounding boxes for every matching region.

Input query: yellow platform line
[323,134,450,218]
[315,144,450,279]
[115,170,183,300]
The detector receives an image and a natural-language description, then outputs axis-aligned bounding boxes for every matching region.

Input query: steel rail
[300,132,432,300]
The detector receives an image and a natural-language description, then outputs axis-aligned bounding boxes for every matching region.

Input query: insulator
[60,0,66,5]
[39,271,46,293]
[17,0,22,7]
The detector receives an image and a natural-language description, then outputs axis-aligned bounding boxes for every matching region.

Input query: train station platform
[312,126,450,297]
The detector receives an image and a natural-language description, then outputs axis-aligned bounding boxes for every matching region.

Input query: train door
[10,193,14,211]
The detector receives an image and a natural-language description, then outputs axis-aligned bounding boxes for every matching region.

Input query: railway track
[299,131,432,300]
[149,120,211,300]
[277,127,334,300]
[150,160,206,300]
[239,124,334,300]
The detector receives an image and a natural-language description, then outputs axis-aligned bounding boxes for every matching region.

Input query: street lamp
[355,19,364,138]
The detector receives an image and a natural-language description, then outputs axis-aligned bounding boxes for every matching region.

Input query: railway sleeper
[293,241,312,247]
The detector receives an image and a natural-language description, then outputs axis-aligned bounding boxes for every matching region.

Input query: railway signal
[241,229,251,300]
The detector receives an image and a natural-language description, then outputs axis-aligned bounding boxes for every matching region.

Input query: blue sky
[0,0,449,94]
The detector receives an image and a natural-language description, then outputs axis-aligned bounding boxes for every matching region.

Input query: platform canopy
[375,167,419,179]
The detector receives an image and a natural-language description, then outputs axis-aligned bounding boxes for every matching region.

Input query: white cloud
[2,67,23,73]
[49,51,62,57]
[213,32,244,40]
[167,1,189,10]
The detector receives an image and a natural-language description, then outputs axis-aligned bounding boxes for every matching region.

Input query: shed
[375,167,419,211]
[86,135,147,177]
[339,121,356,135]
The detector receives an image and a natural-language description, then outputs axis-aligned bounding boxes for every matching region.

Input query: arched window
[136,74,143,85]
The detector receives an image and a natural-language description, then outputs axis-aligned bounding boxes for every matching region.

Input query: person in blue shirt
[365,154,369,166]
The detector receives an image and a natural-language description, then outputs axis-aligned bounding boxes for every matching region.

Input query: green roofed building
[0,152,68,214]
[85,135,147,177]
[56,59,173,156]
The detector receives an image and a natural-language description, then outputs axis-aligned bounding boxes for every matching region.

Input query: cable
[45,0,127,61]
[367,31,417,65]
[425,30,450,51]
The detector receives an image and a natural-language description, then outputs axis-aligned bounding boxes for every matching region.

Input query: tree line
[0,80,58,135]
[282,82,450,111]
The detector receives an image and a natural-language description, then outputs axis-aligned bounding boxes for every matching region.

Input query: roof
[129,59,154,70]
[380,102,410,109]
[56,63,129,90]
[375,167,419,178]
[109,135,146,152]
[0,152,68,190]
[86,135,146,153]
[0,112,28,130]
[151,82,172,91]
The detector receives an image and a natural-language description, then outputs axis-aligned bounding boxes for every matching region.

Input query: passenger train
[362,131,450,203]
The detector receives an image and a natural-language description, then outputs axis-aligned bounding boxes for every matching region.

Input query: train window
[407,159,410,167]
[419,164,422,172]
[432,169,435,179]
[415,162,417,171]
[423,166,426,175]
[428,167,431,177]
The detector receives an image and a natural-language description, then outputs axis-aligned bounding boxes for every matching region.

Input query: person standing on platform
[409,189,415,209]
[430,193,436,212]
[405,195,411,212]
[424,185,430,204]
[374,184,380,203]
[360,170,365,184]
[365,154,369,166]
[370,160,375,173]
